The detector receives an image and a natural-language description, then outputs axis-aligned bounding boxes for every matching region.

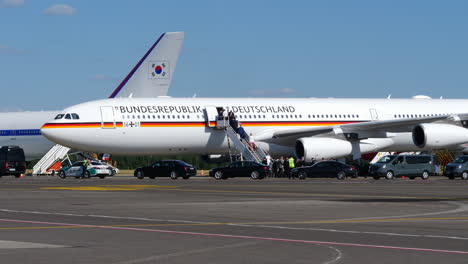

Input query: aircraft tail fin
[109,32,184,98]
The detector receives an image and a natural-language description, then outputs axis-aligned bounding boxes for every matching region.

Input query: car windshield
[452,156,468,163]
[376,155,397,163]
[6,149,24,161]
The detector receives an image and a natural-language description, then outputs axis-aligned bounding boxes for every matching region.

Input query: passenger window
[65,114,71,119]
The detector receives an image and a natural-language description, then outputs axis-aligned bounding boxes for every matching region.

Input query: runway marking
[115,241,261,264]
[0,218,467,255]
[0,240,66,249]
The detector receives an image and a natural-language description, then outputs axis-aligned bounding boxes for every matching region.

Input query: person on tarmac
[82,158,90,177]
[288,156,295,179]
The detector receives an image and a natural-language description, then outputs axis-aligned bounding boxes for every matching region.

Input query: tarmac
[0,175,468,263]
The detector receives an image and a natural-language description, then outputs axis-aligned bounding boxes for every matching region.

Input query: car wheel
[136,170,144,179]
[336,171,346,180]
[170,171,178,180]
[298,170,307,180]
[373,176,380,180]
[14,174,20,178]
[58,170,66,179]
[99,175,106,179]
[385,171,394,180]
[110,169,116,176]
[84,170,91,178]
[462,171,468,180]
[421,170,430,180]
[183,176,190,179]
[149,176,156,179]
[214,171,224,180]
[250,170,260,179]
[448,175,455,180]
[409,176,415,180]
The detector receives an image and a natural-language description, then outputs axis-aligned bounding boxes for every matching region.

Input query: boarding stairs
[224,126,267,163]
[32,144,70,175]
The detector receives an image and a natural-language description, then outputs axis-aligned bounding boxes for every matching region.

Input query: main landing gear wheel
[385,171,394,180]
[214,171,224,180]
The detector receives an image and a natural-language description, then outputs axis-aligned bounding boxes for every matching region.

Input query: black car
[134,160,197,179]
[209,161,270,180]
[290,161,358,180]
[0,146,26,178]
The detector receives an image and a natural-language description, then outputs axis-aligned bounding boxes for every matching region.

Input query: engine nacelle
[295,138,353,160]
[295,137,394,160]
[412,123,468,148]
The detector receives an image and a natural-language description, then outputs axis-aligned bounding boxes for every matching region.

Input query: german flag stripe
[42,120,361,129]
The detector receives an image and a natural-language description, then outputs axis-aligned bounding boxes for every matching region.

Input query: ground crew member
[288,156,295,178]
[82,158,90,178]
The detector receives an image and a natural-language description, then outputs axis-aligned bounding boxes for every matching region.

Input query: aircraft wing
[270,115,452,142]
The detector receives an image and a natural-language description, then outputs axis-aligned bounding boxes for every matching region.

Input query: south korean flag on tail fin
[149,61,169,79]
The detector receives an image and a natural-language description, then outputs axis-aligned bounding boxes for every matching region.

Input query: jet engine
[295,137,394,160]
[295,138,352,160]
[412,123,468,148]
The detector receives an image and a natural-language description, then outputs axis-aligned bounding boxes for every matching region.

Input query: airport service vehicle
[444,155,468,180]
[368,155,435,180]
[209,161,270,180]
[0,146,26,177]
[41,96,468,162]
[58,161,112,179]
[290,161,357,180]
[134,160,196,179]
[0,32,184,161]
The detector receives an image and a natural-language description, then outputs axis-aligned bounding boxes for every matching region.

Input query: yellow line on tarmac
[39,184,468,201]
[2,216,468,231]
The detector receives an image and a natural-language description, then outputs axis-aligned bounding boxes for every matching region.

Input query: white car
[58,161,112,179]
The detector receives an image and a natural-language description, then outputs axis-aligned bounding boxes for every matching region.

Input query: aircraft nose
[40,124,69,145]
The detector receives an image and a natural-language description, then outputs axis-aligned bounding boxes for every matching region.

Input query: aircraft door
[100,106,116,129]
[369,108,379,121]
[204,105,219,127]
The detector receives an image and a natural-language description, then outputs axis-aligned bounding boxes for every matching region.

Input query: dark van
[0,146,26,177]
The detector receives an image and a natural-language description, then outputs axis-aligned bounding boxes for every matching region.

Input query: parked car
[290,161,357,180]
[444,155,468,180]
[91,160,119,176]
[209,161,270,180]
[134,160,196,179]
[368,154,434,180]
[0,146,26,178]
[58,160,112,179]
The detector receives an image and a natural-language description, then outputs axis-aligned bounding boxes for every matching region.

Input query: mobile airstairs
[32,144,71,175]
[215,117,267,163]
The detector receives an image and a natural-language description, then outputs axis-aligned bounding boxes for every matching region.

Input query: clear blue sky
[1,0,467,111]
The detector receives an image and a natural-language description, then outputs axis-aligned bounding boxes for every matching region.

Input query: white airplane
[40,97,468,160]
[0,32,184,160]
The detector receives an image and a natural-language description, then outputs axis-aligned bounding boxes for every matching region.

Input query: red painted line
[1,218,467,255]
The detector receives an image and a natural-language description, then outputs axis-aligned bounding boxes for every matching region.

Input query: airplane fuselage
[41,97,468,157]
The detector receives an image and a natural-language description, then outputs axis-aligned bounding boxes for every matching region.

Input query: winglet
[109,32,184,98]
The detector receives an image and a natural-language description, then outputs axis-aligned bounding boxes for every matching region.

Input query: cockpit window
[71,113,80,119]
[54,114,64,120]
[65,114,71,119]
